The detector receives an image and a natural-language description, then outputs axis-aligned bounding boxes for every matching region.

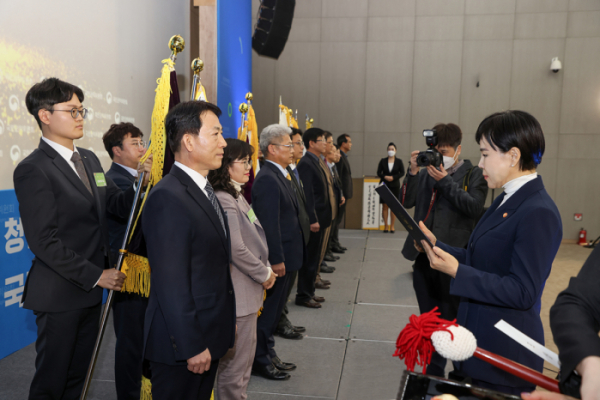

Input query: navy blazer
[142,165,235,365]
[437,176,562,387]
[106,163,136,253]
[251,161,304,272]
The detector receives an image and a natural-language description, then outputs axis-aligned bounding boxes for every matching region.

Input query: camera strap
[423,189,437,222]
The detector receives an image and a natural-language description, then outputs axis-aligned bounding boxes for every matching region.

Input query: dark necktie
[70,152,93,195]
[204,182,227,236]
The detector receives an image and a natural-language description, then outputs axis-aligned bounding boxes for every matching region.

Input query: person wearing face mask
[417,111,562,395]
[401,123,488,378]
[377,143,405,233]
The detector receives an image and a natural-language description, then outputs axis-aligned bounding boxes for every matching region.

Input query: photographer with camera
[401,123,488,377]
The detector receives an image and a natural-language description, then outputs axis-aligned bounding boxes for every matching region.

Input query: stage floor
[0,229,591,400]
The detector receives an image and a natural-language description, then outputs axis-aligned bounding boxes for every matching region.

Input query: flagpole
[79,171,147,400]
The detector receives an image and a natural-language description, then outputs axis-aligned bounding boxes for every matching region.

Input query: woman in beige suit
[209,139,276,400]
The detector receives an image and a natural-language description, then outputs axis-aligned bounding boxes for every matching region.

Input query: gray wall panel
[459,41,513,158]
[319,42,367,132]
[321,17,368,42]
[516,0,569,13]
[294,0,324,18]
[567,12,600,38]
[559,38,600,134]
[509,39,565,134]
[415,16,464,41]
[464,14,515,40]
[411,41,463,133]
[465,0,516,15]
[364,132,411,158]
[515,12,568,39]
[288,18,322,42]
[322,0,369,17]
[416,0,465,16]
[558,134,600,159]
[365,42,413,133]
[274,42,321,124]
[252,54,277,135]
[367,17,415,42]
[569,0,600,11]
[368,0,416,17]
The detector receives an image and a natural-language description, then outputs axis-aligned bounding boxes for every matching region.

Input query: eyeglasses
[130,141,146,149]
[272,143,294,149]
[233,159,251,168]
[315,139,325,143]
[293,141,304,147]
[49,107,88,119]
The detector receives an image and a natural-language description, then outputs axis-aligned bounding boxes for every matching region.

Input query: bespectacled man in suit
[14,78,151,399]
[141,101,236,400]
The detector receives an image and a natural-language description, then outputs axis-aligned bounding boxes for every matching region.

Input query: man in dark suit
[295,128,333,308]
[251,124,305,380]
[276,128,311,339]
[324,143,345,262]
[333,133,353,253]
[13,78,150,399]
[102,122,147,400]
[142,101,235,400]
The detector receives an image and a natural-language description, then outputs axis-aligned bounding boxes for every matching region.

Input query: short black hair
[208,138,254,199]
[290,127,303,139]
[337,133,350,147]
[433,123,462,149]
[475,110,545,170]
[303,127,324,149]
[25,78,84,129]
[323,131,333,140]
[165,101,222,153]
[387,142,397,150]
[102,123,144,159]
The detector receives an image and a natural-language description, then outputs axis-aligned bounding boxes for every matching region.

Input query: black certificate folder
[375,184,434,248]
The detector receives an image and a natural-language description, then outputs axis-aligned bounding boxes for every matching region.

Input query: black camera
[416,129,443,167]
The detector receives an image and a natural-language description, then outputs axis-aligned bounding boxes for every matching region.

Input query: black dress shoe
[331,247,346,254]
[323,254,337,262]
[295,299,322,308]
[321,261,328,267]
[319,278,331,285]
[313,295,325,303]
[252,364,290,380]
[320,265,335,273]
[276,325,304,340]
[272,357,297,371]
[292,325,306,333]
[339,245,348,251]
[326,251,340,260]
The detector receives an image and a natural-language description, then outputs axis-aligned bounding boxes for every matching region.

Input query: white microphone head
[431,325,477,362]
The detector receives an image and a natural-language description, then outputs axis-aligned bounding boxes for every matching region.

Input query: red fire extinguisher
[579,228,587,246]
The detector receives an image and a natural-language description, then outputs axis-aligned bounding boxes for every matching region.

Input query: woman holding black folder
[417,110,562,395]
[377,142,404,233]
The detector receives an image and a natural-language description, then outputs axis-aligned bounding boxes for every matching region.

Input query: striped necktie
[204,182,227,236]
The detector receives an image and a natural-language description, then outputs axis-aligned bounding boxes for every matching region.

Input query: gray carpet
[0,229,421,400]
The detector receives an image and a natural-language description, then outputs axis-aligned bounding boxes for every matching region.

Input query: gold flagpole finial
[169,35,185,62]
[245,92,253,102]
[190,58,205,101]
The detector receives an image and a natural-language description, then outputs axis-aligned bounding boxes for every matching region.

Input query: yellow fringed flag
[247,104,259,175]
[306,114,313,130]
[121,58,178,295]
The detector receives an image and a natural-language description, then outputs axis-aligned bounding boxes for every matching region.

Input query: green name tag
[94,172,107,187]
[247,208,257,224]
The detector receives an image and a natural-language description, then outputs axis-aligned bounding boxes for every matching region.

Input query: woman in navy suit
[418,110,562,395]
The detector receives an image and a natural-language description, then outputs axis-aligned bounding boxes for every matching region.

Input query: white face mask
[443,152,458,170]
[387,150,396,157]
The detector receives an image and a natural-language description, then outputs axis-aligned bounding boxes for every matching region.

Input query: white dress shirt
[173,161,209,197]
[265,159,289,178]
[499,172,538,207]
[41,136,82,178]
[115,162,138,177]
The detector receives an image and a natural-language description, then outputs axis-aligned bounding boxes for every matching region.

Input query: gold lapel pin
[503,213,508,218]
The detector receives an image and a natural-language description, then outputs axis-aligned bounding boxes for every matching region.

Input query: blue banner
[0,189,37,359]
[217,0,252,139]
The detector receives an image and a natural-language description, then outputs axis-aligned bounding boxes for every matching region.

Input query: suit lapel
[171,167,228,250]
[40,140,96,205]
[268,163,299,210]
[111,163,136,183]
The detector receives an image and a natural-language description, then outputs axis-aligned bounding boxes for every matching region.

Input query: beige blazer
[216,190,270,317]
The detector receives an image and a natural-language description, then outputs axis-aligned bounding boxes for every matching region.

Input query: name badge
[247,208,257,224]
[94,172,107,187]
